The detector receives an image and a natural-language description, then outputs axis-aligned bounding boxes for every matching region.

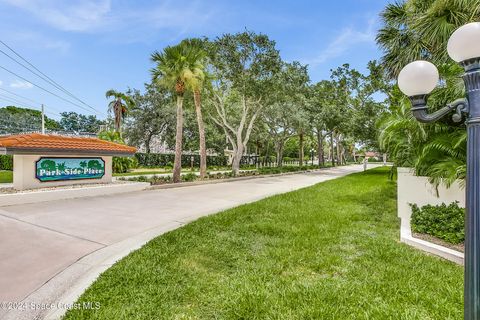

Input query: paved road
[0,164,378,320]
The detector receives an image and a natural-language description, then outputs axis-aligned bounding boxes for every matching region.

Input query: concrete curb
[0,182,150,207]
[400,224,464,265]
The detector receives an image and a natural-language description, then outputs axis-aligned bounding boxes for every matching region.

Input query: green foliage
[258,165,322,175]
[98,130,124,143]
[135,153,228,168]
[59,112,105,133]
[411,202,465,244]
[0,155,13,170]
[181,172,197,182]
[376,0,475,185]
[0,106,60,133]
[0,170,12,183]
[112,157,138,174]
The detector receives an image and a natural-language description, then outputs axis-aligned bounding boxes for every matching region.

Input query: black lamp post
[397,22,480,320]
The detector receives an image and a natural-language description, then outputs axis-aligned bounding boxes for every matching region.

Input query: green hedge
[135,153,228,168]
[410,201,465,244]
[0,155,13,170]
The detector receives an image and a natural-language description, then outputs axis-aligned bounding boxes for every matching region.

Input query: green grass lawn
[0,170,12,183]
[64,167,463,320]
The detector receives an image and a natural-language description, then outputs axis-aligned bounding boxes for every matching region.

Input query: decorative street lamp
[310,148,314,166]
[397,22,480,319]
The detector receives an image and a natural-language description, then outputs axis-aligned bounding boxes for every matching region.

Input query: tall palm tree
[376,0,480,186]
[180,39,208,179]
[376,0,480,79]
[151,42,207,182]
[106,90,134,137]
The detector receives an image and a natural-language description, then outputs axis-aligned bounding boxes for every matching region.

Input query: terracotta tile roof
[0,133,136,156]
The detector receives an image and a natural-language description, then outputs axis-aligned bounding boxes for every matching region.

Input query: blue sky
[0,0,389,120]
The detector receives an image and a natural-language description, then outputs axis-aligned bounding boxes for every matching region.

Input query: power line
[0,87,38,105]
[0,87,63,114]
[0,64,103,116]
[0,96,60,118]
[0,40,105,116]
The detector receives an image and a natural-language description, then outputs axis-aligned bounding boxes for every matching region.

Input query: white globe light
[447,22,480,62]
[397,60,439,96]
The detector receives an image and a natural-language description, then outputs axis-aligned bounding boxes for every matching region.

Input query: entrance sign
[36,157,105,182]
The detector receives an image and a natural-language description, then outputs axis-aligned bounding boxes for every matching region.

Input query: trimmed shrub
[135,153,228,168]
[410,201,465,244]
[0,155,13,170]
[112,157,138,173]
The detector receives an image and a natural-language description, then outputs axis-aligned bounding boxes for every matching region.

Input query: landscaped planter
[397,167,465,264]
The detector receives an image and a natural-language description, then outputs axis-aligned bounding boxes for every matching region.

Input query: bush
[0,155,13,170]
[410,201,465,244]
[181,172,197,182]
[113,156,138,173]
[135,153,228,168]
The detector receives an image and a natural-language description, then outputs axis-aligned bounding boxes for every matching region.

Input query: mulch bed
[412,232,464,253]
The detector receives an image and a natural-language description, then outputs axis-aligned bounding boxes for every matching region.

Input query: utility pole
[41,104,45,134]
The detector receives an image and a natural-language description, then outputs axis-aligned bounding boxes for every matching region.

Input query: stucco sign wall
[36,157,105,182]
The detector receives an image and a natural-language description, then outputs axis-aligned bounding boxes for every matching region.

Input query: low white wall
[397,167,465,230]
[397,167,465,264]
[13,154,112,190]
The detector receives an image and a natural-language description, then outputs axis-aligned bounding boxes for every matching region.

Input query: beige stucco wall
[397,167,465,230]
[13,154,112,190]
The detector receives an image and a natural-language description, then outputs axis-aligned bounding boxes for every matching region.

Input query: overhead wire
[0,87,64,114]
[0,64,104,116]
[0,40,106,116]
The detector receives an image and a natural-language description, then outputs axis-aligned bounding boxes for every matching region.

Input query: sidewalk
[0,164,378,320]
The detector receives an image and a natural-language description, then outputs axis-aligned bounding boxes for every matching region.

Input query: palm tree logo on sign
[35,157,105,182]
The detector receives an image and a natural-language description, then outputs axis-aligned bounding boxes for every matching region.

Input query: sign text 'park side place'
[36,157,105,182]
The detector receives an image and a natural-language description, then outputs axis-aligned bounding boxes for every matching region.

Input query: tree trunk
[194,90,207,179]
[330,133,335,166]
[145,132,153,154]
[232,143,244,176]
[263,141,270,166]
[173,95,184,183]
[336,132,342,165]
[276,141,284,167]
[299,130,304,166]
[317,130,324,167]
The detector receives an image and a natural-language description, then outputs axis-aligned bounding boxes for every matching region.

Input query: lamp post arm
[409,95,469,123]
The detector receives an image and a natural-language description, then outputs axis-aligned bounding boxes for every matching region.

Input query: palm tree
[376,0,480,186]
[376,0,480,79]
[151,41,207,182]
[180,39,208,179]
[106,90,135,136]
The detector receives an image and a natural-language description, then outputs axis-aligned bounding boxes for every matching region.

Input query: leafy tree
[0,106,60,134]
[206,31,282,175]
[263,61,310,166]
[125,84,175,153]
[59,111,105,133]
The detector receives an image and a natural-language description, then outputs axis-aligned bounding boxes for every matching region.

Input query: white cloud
[0,0,214,40]
[1,0,112,32]
[10,80,33,89]
[0,80,3,86]
[306,17,377,66]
